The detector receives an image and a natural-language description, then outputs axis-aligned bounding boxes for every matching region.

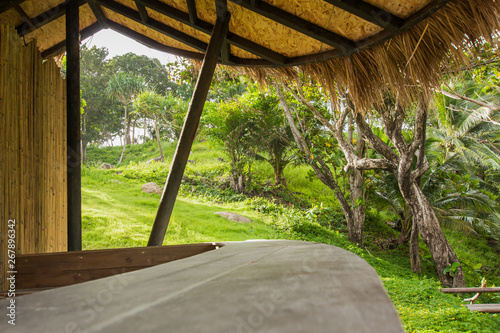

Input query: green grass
[82,141,500,332]
[82,165,281,249]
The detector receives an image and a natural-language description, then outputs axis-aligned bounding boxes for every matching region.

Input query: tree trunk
[154,121,164,162]
[348,117,366,247]
[229,172,245,193]
[349,167,365,246]
[397,209,412,245]
[81,140,87,163]
[117,105,129,166]
[273,159,287,187]
[132,118,136,145]
[410,219,421,273]
[398,176,464,287]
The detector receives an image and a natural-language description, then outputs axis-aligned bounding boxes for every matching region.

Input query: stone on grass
[146,157,163,164]
[99,163,115,169]
[142,182,162,195]
[214,212,252,223]
[109,179,122,184]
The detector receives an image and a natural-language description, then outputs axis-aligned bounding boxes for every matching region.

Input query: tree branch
[354,112,399,164]
[437,87,500,112]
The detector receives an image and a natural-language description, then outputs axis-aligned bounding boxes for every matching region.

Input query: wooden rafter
[88,0,108,28]
[16,0,86,36]
[106,20,205,60]
[287,0,453,66]
[98,0,208,52]
[135,0,286,64]
[7,0,455,66]
[323,0,403,32]
[14,4,34,29]
[0,0,26,15]
[229,0,356,51]
[134,1,149,23]
[186,0,197,25]
[227,32,286,64]
[41,22,102,59]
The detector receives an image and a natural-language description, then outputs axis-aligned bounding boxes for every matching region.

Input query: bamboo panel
[0,25,67,292]
[0,25,8,293]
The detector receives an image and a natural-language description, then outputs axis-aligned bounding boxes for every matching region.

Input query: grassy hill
[84,141,500,332]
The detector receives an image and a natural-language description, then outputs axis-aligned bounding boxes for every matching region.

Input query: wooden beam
[221,40,232,64]
[148,11,231,246]
[441,287,500,293]
[66,0,82,252]
[135,0,210,32]
[41,22,103,59]
[226,33,286,64]
[98,0,207,52]
[186,0,197,25]
[106,20,205,60]
[134,1,149,23]
[16,0,86,36]
[286,0,453,66]
[88,0,108,28]
[465,304,500,313]
[0,0,25,15]
[229,0,355,51]
[14,4,35,29]
[135,0,286,64]
[14,243,220,289]
[323,0,403,31]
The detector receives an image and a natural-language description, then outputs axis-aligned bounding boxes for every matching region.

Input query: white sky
[82,29,177,64]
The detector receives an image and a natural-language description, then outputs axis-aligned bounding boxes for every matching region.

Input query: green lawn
[82,168,281,249]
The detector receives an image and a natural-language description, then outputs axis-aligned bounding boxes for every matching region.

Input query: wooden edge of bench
[441,287,500,293]
[465,304,500,313]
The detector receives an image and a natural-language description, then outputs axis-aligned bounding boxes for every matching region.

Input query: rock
[146,156,163,164]
[142,182,162,195]
[109,179,122,184]
[188,159,196,164]
[214,212,252,224]
[217,157,225,162]
[116,171,123,175]
[99,163,115,169]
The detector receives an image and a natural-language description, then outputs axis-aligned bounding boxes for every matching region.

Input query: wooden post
[148,11,230,246]
[66,0,81,251]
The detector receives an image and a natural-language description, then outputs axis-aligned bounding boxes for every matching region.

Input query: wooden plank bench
[0,242,222,298]
[441,286,500,313]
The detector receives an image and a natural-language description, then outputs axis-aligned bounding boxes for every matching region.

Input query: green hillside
[83,141,500,332]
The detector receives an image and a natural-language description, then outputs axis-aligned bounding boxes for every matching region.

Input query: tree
[274,80,367,247]
[203,100,258,193]
[109,53,176,95]
[241,89,296,186]
[106,73,145,165]
[134,90,179,161]
[352,97,465,287]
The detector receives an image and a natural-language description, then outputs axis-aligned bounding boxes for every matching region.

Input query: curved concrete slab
[0,240,403,332]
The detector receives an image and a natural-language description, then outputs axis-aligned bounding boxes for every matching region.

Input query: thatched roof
[1,0,499,108]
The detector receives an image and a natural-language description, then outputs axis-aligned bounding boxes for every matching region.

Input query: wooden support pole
[66,0,82,251]
[147,11,230,246]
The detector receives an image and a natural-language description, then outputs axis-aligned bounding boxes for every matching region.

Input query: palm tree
[426,79,500,236]
[106,73,145,165]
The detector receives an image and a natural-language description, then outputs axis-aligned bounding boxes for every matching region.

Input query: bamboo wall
[0,25,67,292]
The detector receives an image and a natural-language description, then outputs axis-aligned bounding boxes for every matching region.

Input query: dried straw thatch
[0,0,499,109]
[245,0,500,110]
